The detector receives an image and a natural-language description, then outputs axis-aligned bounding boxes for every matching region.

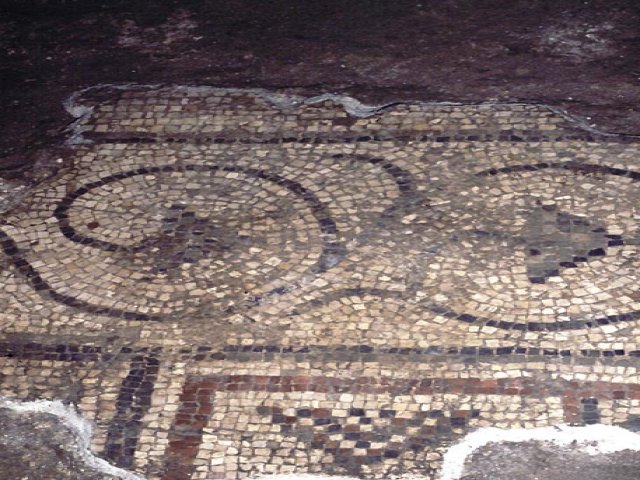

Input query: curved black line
[0,229,160,321]
[330,154,419,225]
[54,164,349,276]
[290,287,405,315]
[366,158,415,194]
[54,165,341,251]
[328,154,416,194]
[427,303,640,332]
[5,163,352,321]
[287,286,640,332]
[298,287,640,331]
[476,161,640,181]
[300,285,640,331]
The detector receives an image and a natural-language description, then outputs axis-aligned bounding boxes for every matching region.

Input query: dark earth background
[1,1,640,479]
[1,0,640,182]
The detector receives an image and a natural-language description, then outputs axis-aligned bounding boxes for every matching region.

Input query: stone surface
[0,402,137,480]
[461,441,640,480]
[2,87,640,479]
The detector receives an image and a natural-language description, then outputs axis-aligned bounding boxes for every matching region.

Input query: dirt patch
[0,401,140,480]
[115,9,199,51]
[1,0,640,182]
[461,440,640,480]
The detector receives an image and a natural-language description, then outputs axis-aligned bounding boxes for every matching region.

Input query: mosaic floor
[2,86,640,479]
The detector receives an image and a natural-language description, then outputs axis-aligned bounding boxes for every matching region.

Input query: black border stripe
[103,354,160,469]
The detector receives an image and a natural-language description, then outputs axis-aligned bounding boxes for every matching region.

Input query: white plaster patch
[62,87,96,145]
[440,424,640,480]
[0,398,145,480]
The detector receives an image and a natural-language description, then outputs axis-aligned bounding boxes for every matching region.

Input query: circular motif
[42,164,347,320]
[1,150,414,325]
[425,161,640,331]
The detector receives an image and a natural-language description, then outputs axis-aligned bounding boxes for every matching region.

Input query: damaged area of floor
[0,399,143,480]
[2,87,640,479]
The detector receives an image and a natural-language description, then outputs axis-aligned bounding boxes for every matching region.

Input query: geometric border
[162,373,640,480]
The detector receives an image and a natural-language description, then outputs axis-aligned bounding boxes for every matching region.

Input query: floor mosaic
[2,87,640,479]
